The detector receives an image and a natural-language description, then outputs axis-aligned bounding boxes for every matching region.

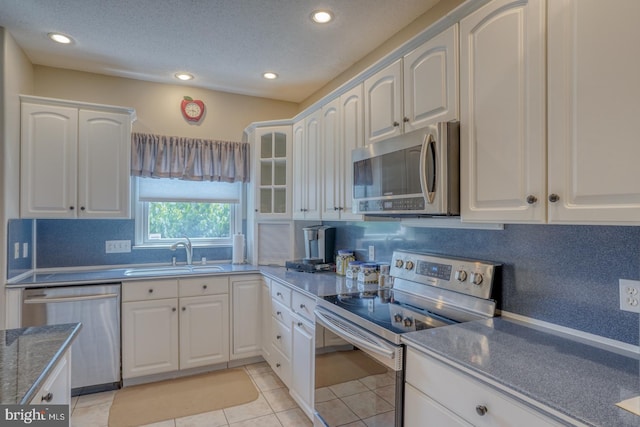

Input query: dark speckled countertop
[402,318,640,427]
[0,323,82,404]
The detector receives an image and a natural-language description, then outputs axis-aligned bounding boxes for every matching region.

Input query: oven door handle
[314,308,396,361]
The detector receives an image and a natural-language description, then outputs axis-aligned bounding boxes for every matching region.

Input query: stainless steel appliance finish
[303,225,336,263]
[352,121,460,216]
[313,251,500,427]
[22,284,121,395]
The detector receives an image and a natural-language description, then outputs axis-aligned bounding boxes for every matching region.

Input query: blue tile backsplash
[6,218,640,346]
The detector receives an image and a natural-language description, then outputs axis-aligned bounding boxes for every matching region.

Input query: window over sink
[134,177,242,247]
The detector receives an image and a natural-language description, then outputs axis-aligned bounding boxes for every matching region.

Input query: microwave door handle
[421,134,437,204]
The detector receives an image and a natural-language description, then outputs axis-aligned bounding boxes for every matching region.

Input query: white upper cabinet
[20,96,135,219]
[547,0,640,224]
[322,86,365,220]
[253,125,292,219]
[292,110,322,220]
[364,59,403,144]
[403,24,459,132]
[460,0,546,223]
[364,25,459,146]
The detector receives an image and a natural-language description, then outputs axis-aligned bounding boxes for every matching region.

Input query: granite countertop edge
[18,323,83,405]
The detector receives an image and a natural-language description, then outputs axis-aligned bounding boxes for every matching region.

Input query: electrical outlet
[105,240,132,253]
[13,242,20,259]
[368,245,375,261]
[22,242,29,258]
[619,279,640,313]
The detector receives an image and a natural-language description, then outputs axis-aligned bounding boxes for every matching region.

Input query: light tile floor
[70,362,312,427]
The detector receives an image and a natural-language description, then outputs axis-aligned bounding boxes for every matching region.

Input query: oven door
[314,307,403,427]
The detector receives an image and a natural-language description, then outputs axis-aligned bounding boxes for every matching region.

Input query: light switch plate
[13,242,19,259]
[105,240,132,253]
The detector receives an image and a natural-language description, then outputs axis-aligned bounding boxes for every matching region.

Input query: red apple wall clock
[181,96,205,122]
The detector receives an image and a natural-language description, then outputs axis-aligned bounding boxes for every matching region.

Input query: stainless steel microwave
[352,121,460,216]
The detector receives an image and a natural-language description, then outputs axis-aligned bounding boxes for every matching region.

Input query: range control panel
[390,250,500,300]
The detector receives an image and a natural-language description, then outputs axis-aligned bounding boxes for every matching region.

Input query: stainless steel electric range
[313,250,501,427]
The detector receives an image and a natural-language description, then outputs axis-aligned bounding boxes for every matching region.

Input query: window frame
[133,178,244,248]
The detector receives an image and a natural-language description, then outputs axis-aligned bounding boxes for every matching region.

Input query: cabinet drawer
[269,345,291,388]
[291,291,316,321]
[272,299,293,326]
[179,276,228,297]
[122,279,178,302]
[271,280,292,308]
[271,316,292,356]
[406,348,558,427]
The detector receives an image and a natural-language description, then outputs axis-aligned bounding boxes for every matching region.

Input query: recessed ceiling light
[311,10,333,24]
[263,72,278,80]
[175,73,194,81]
[48,33,72,44]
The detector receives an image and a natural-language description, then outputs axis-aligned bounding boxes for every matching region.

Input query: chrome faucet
[170,236,193,265]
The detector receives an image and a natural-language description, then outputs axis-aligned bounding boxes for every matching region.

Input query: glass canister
[357,262,379,283]
[346,261,364,279]
[336,250,355,276]
[378,262,391,287]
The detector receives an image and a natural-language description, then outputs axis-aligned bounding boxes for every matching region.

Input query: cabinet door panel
[405,383,472,427]
[122,299,179,378]
[78,110,131,218]
[547,0,640,223]
[339,85,365,220]
[180,295,229,369]
[231,277,262,359]
[20,103,78,218]
[404,24,459,132]
[322,99,340,219]
[460,0,546,223]
[364,60,402,144]
[291,316,315,419]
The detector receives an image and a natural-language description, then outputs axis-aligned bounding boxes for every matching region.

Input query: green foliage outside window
[148,202,231,239]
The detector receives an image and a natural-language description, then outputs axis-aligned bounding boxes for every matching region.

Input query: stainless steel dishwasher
[22,283,121,395]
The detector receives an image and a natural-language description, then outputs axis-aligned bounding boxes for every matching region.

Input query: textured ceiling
[0,0,441,103]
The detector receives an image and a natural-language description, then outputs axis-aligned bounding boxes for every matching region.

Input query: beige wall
[34,66,299,141]
[299,0,465,110]
[1,27,35,328]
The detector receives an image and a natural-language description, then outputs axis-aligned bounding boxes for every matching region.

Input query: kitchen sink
[124,265,225,277]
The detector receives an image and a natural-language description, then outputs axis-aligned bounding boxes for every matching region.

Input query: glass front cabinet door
[254,126,292,218]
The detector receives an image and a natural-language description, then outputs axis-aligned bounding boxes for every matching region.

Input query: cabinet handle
[148,288,153,293]
[339,207,344,211]
[277,292,282,297]
[297,322,303,327]
[276,363,281,368]
[276,311,282,315]
[203,285,207,289]
[299,304,306,309]
[69,206,74,210]
[172,307,177,312]
[334,207,339,211]
[80,206,85,211]
[403,117,409,123]
[393,121,400,127]
[475,405,488,416]
[276,335,281,340]
[548,194,560,203]
[255,209,258,212]
[41,392,53,402]
[182,307,186,311]
[526,195,537,204]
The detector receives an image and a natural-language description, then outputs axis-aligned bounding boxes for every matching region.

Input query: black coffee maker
[285,225,336,272]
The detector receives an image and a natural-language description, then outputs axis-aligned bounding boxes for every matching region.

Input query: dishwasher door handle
[24,293,119,304]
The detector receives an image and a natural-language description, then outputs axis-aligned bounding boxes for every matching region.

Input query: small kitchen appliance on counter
[285,225,335,273]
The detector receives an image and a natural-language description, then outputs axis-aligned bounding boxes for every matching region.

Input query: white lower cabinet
[230,275,263,359]
[30,349,71,405]
[291,314,315,420]
[122,277,229,380]
[405,347,560,427]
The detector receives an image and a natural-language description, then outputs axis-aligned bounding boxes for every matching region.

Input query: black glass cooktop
[320,289,455,335]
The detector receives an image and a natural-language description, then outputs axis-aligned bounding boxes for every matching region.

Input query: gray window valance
[131,132,250,183]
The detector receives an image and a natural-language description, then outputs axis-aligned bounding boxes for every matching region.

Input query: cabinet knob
[276,334,282,340]
[548,193,560,203]
[297,322,303,327]
[403,117,410,123]
[255,209,258,212]
[276,311,282,316]
[299,304,306,309]
[334,207,339,211]
[526,195,537,204]
[475,405,488,416]
[339,207,344,211]
[203,285,207,289]
[69,206,74,210]
[277,292,282,297]
[172,307,177,312]
[276,363,281,368]
[148,288,153,293]
[393,121,400,127]
[80,206,86,211]
[41,392,53,402]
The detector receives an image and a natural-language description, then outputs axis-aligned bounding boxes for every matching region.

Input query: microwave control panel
[358,197,425,213]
